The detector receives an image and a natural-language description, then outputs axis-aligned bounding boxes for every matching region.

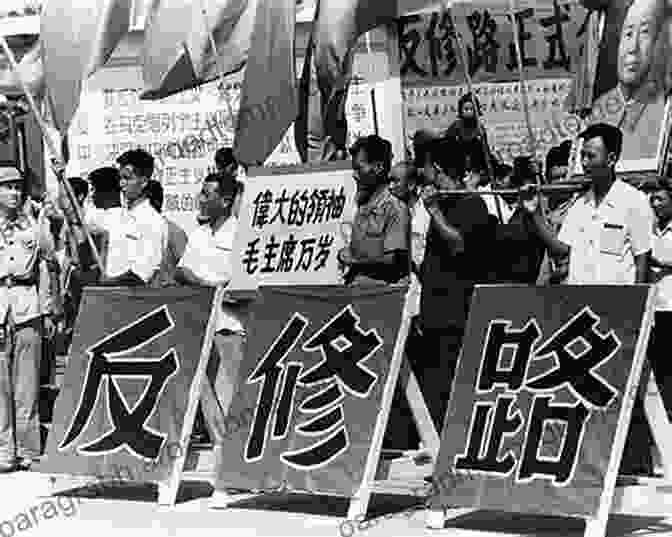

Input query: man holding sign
[176,170,247,443]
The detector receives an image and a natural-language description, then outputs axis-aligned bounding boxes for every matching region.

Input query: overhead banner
[229,162,357,290]
[431,285,654,518]
[398,0,589,86]
[39,287,216,482]
[214,285,407,496]
[401,0,669,172]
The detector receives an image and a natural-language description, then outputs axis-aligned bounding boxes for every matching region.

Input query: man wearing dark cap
[214,147,239,177]
[175,171,246,447]
[0,167,60,472]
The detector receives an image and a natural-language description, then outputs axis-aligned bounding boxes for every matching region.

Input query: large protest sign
[214,286,408,497]
[431,285,654,528]
[39,286,220,503]
[403,79,579,165]
[398,0,589,86]
[229,162,357,290]
[400,0,670,172]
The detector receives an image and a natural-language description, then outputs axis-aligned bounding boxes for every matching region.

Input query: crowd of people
[338,98,672,477]
[0,96,670,481]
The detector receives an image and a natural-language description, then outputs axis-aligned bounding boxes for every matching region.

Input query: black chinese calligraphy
[466,10,501,76]
[59,306,180,461]
[242,234,336,275]
[245,306,382,471]
[507,8,538,71]
[540,0,571,70]
[456,306,621,485]
[251,187,346,229]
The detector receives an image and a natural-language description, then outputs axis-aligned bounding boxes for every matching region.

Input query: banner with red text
[432,285,654,518]
[214,285,407,496]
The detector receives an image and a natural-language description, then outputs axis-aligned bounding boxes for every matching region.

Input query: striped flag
[40,0,132,132]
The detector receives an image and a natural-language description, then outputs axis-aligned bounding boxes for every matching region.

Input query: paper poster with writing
[403,79,580,165]
[229,162,357,290]
[399,0,671,172]
[431,285,654,518]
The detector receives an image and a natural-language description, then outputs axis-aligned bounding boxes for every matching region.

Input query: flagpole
[507,0,547,219]
[199,0,237,136]
[0,36,103,274]
[449,10,505,223]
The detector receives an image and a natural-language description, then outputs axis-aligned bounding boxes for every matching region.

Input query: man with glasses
[175,170,246,445]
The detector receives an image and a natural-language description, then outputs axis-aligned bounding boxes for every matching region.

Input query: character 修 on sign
[245,306,382,470]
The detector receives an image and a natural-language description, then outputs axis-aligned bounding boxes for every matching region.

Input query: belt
[0,275,36,288]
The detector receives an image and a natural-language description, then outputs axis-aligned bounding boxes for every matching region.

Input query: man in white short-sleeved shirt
[176,170,245,444]
[85,150,166,285]
[524,123,654,477]
[528,123,653,285]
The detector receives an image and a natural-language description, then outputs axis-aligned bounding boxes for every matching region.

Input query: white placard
[230,162,357,290]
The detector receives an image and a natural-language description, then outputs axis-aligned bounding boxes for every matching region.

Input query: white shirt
[407,198,430,317]
[86,200,166,283]
[651,220,672,311]
[558,179,653,285]
[179,217,243,333]
[478,184,513,223]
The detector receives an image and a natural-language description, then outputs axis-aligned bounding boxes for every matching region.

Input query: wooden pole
[449,10,505,223]
[507,0,547,219]
[200,0,237,135]
[0,36,103,273]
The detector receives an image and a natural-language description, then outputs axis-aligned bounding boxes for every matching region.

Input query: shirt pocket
[361,209,387,237]
[599,222,626,256]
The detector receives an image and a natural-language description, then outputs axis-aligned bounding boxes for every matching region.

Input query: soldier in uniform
[0,166,60,472]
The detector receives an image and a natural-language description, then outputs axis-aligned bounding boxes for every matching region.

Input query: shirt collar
[655,218,672,236]
[360,186,392,211]
[583,178,625,209]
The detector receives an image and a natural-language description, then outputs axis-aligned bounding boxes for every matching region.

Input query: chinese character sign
[432,285,653,518]
[403,79,580,164]
[398,0,589,86]
[230,163,357,289]
[214,286,407,496]
[40,287,216,481]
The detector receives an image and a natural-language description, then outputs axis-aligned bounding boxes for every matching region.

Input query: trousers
[0,317,42,465]
[200,331,246,444]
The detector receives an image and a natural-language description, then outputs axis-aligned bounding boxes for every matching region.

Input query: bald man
[588,0,667,165]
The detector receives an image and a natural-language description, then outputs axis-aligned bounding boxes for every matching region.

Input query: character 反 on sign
[245,306,382,470]
[59,306,180,461]
[455,306,621,485]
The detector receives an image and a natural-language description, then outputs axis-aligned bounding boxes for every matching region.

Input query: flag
[40,0,132,132]
[0,39,43,98]
[295,0,438,163]
[141,0,256,100]
[233,0,297,166]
